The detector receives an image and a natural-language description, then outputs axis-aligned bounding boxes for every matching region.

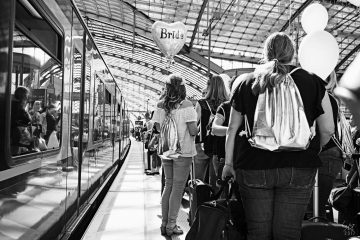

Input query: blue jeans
[236,167,317,240]
[194,155,217,188]
[161,157,192,229]
[318,147,343,218]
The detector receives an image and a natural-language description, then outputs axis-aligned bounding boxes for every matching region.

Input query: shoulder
[180,99,194,108]
[156,101,164,109]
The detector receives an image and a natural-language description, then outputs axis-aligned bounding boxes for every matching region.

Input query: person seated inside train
[11,86,34,155]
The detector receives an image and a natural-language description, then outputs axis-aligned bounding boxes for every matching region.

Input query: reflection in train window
[10,29,62,156]
[104,89,112,140]
[93,75,103,142]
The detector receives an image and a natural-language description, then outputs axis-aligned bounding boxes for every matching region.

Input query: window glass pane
[11,28,62,156]
[104,89,111,140]
[93,75,103,141]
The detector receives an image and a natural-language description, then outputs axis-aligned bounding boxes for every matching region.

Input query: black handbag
[301,217,354,240]
[329,170,359,213]
[186,181,246,240]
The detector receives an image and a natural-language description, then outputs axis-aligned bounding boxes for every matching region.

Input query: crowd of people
[144,31,360,240]
[11,86,61,156]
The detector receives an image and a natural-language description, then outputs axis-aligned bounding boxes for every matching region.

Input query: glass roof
[74,0,360,112]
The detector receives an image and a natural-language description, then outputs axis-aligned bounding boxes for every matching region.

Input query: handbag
[186,181,246,240]
[301,217,354,240]
[329,170,359,213]
[36,137,47,151]
[47,131,59,149]
[17,125,32,146]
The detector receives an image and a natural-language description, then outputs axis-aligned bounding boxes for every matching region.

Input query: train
[0,0,131,239]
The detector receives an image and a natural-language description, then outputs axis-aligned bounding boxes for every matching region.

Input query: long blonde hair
[252,32,295,95]
[205,74,229,106]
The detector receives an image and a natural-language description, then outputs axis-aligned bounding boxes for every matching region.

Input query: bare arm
[195,102,201,123]
[317,92,335,146]
[212,116,227,136]
[225,108,243,166]
[187,121,198,136]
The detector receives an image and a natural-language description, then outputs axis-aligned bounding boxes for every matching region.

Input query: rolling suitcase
[188,157,214,225]
[301,171,354,240]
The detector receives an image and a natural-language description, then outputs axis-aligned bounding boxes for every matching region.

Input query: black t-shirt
[215,101,231,158]
[231,66,325,170]
[322,92,339,151]
[197,99,217,143]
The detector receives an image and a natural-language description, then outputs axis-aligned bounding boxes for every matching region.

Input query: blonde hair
[325,71,337,92]
[252,32,295,95]
[205,74,229,106]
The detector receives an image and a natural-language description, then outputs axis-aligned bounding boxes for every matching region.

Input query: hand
[222,164,236,181]
[356,138,360,146]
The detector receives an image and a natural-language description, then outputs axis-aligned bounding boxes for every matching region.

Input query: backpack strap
[205,100,215,115]
[289,67,301,75]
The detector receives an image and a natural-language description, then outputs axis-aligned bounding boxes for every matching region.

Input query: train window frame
[10,0,64,160]
[16,0,63,62]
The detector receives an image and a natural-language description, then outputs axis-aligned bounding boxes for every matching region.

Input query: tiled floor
[82,140,190,240]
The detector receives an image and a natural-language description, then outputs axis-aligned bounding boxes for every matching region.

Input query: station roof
[74,0,360,112]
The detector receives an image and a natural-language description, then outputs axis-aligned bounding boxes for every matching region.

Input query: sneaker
[166,225,183,236]
[160,226,166,235]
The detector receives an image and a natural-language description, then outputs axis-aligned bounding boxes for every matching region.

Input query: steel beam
[280,0,314,32]
[189,0,209,50]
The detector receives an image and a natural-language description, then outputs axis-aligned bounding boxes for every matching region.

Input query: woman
[195,74,229,187]
[211,75,241,182]
[11,86,32,155]
[317,71,344,218]
[222,32,334,240]
[152,74,197,236]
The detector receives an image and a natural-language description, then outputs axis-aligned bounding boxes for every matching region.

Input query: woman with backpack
[222,32,335,240]
[152,74,197,237]
[195,74,229,188]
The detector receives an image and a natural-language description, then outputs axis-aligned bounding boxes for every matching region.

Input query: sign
[30,89,47,104]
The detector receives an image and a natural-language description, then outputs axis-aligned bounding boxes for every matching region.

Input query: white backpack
[245,68,316,151]
[158,102,182,158]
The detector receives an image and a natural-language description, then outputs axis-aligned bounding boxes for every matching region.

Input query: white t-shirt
[152,101,197,158]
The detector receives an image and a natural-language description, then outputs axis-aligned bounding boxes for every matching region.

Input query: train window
[10,28,63,156]
[104,89,112,140]
[93,75,103,142]
[16,0,62,62]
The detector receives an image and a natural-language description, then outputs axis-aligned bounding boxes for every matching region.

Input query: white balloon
[151,21,187,59]
[299,31,339,80]
[301,3,328,34]
[348,0,360,6]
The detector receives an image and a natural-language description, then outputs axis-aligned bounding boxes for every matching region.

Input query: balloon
[337,51,360,97]
[299,30,339,80]
[151,21,187,59]
[348,0,360,6]
[301,3,328,34]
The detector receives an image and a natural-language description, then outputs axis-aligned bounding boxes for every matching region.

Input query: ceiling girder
[335,43,360,71]
[192,49,259,64]
[81,11,223,73]
[280,0,314,32]
[188,0,209,50]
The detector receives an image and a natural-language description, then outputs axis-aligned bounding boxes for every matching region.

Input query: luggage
[185,180,246,240]
[301,217,352,240]
[301,171,356,239]
[188,158,214,225]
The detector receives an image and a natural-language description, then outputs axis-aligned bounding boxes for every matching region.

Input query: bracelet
[225,163,233,167]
